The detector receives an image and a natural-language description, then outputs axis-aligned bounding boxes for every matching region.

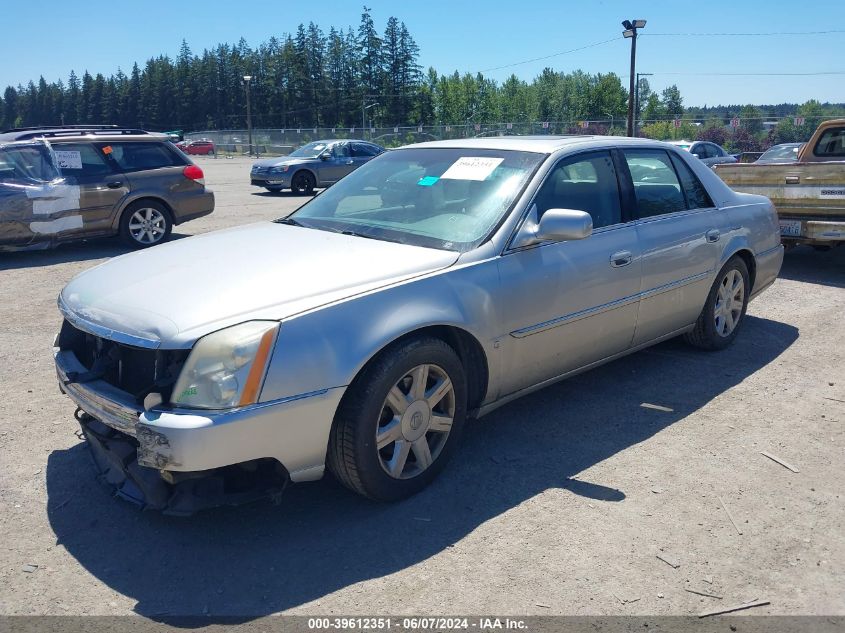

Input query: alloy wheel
[714,269,745,337]
[127,207,167,245]
[376,363,455,480]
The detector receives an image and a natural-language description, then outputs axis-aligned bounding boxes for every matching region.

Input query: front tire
[684,256,750,350]
[327,337,467,501]
[291,170,315,195]
[119,200,173,248]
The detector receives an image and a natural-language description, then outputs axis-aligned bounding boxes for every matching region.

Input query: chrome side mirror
[511,206,592,249]
[536,208,593,241]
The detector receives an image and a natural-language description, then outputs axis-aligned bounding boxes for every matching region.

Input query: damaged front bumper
[78,413,289,515]
[55,347,345,513]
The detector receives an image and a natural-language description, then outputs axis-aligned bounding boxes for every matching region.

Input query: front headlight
[269,165,290,173]
[171,321,279,409]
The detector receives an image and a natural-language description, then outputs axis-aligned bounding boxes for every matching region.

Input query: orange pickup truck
[715,119,845,247]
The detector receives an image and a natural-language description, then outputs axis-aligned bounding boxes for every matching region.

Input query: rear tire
[119,200,172,248]
[684,256,750,350]
[327,337,467,501]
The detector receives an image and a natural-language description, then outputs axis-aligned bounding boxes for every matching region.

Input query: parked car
[55,136,782,512]
[669,140,737,167]
[755,143,802,164]
[0,126,214,250]
[182,139,215,155]
[715,119,845,247]
[250,139,384,194]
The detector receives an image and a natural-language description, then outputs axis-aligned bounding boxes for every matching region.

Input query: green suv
[0,125,214,251]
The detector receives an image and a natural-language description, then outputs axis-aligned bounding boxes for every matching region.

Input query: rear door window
[623,149,687,218]
[351,143,380,157]
[813,127,845,157]
[105,142,184,172]
[51,143,114,179]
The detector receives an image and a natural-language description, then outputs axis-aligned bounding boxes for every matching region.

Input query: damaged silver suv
[0,126,214,251]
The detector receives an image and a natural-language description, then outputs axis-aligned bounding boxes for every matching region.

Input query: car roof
[402,135,679,154]
[0,128,168,143]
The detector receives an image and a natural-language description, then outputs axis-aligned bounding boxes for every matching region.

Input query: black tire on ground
[684,255,751,351]
[291,170,316,195]
[118,200,173,248]
[327,337,467,501]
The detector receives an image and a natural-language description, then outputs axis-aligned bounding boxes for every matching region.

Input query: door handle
[785,175,800,184]
[706,229,721,243]
[346,160,354,165]
[610,250,633,267]
[106,181,124,189]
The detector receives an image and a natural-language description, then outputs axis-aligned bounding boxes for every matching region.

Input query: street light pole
[622,19,646,137]
[362,100,379,140]
[243,75,253,156]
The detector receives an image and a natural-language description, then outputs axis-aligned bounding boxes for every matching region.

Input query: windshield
[284,147,544,251]
[757,144,801,162]
[289,142,330,158]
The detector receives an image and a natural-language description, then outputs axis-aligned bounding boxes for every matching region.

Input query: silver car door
[622,148,722,346]
[496,150,642,397]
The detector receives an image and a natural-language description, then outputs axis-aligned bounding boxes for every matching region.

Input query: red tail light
[183,164,204,184]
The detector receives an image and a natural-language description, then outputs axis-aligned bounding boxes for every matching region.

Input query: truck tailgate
[715,161,845,220]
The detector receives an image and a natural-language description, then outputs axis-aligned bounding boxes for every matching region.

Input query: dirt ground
[0,156,843,618]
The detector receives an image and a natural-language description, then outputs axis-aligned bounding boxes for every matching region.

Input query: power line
[477,37,619,73]
[644,29,845,37]
[641,71,845,77]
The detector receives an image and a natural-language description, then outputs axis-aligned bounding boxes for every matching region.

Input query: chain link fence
[185,121,625,156]
[185,115,841,156]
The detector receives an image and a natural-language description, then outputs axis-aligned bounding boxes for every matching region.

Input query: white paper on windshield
[54,150,82,170]
[440,156,504,181]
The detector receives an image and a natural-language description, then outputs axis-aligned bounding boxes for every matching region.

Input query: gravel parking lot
[1,155,843,618]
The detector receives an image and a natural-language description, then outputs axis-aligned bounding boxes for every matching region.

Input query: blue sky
[1,0,843,107]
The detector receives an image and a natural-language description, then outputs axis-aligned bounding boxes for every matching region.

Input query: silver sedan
[55,136,783,510]
[250,139,384,194]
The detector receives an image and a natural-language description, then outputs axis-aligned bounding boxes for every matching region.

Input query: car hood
[252,157,314,168]
[60,223,459,349]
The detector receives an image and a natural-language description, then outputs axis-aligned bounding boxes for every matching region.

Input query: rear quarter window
[106,142,185,172]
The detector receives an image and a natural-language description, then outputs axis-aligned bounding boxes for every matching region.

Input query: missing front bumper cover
[77,413,289,515]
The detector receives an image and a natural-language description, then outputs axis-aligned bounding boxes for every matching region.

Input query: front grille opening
[58,320,189,405]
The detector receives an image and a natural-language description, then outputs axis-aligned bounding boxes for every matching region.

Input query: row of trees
[2,7,843,141]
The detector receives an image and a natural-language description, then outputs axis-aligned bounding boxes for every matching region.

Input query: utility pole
[622,20,646,137]
[243,75,253,155]
[635,72,653,136]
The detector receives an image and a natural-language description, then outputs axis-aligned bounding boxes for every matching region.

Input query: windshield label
[441,156,504,181]
[418,176,440,186]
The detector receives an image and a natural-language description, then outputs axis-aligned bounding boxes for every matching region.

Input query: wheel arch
[721,245,757,292]
[344,324,490,415]
[291,167,318,188]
